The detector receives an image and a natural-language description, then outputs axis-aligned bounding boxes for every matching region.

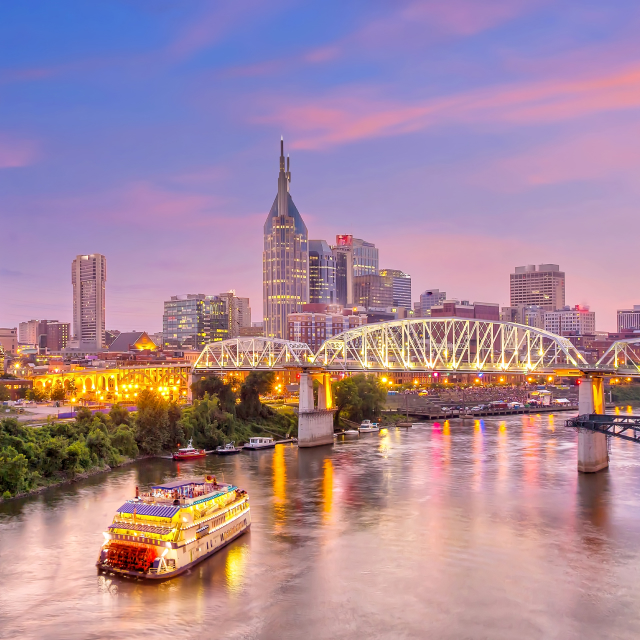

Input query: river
[2,413,640,640]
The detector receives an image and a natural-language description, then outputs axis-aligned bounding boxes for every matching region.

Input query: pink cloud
[0,134,40,168]
[252,62,640,149]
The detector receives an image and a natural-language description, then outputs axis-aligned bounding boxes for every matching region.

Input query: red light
[576,379,582,385]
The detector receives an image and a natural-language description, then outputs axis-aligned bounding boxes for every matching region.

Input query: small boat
[216,442,242,455]
[243,437,276,450]
[343,429,359,437]
[172,439,206,460]
[358,420,380,433]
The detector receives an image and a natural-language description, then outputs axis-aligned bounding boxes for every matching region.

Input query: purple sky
[1,0,640,333]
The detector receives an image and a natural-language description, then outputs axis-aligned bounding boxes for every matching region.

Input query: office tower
[379,269,411,309]
[353,274,394,308]
[45,322,70,350]
[510,264,565,310]
[72,254,107,350]
[263,138,309,338]
[544,306,595,336]
[418,289,447,317]
[309,240,336,304]
[162,294,229,349]
[332,235,379,306]
[0,328,17,355]
[617,305,640,332]
[288,305,367,351]
[219,292,251,338]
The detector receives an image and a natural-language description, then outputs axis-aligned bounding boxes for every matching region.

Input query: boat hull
[216,449,241,455]
[243,444,276,450]
[358,428,380,433]
[172,452,206,460]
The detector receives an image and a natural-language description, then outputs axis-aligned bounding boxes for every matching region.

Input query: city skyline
[2,2,640,331]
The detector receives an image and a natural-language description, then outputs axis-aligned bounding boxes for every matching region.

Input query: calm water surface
[2,414,640,640]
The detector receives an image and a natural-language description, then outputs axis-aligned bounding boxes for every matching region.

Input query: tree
[50,381,66,402]
[191,376,237,414]
[26,387,49,402]
[135,390,169,454]
[237,372,274,420]
[110,425,138,459]
[0,386,9,402]
[109,403,130,427]
[333,374,387,423]
[179,394,225,449]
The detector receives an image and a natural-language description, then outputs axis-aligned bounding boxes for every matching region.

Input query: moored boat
[216,442,242,455]
[243,437,276,450]
[172,439,206,460]
[343,429,359,437]
[358,420,380,433]
[96,476,251,580]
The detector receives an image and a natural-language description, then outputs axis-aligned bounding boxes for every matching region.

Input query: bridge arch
[596,338,640,372]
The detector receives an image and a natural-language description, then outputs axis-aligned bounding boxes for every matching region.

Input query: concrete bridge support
[577,377,609,473]
[298,369,335,448]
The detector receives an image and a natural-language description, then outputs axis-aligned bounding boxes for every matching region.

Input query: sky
[1,0,640,333]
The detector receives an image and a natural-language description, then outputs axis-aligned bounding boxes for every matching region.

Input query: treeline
[611,383,640,403]
[0,372,296,498]
[333,374,387,424]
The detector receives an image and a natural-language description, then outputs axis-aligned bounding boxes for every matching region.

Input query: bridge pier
[577,377,608,473]
[297,368,335,448]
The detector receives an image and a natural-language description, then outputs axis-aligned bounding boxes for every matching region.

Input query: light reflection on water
[3,414,640,639]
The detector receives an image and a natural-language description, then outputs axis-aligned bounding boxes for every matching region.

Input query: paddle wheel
[105,542,157,573]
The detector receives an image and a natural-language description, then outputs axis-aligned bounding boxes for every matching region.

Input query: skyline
[2,1,640,331]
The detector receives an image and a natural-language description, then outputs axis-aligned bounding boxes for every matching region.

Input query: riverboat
[358,420,380,433]
[172,439,206,460]
[243,437,276,450]
[216,442,242,455]
[96,475,250,580]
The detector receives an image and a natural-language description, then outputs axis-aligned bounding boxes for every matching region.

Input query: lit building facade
[332,235,378,306]
[353,274,394,308]
[309,240,336,304]
[617,305,640,332]
[510,264,565,310]
[288,306,368,352]
[0,328,17,356]
[162,294,229,349]
[71,253,107,350]
[544,306,595,336]
[417,289,447,317]
[219,292,251,338]
[263,139,309,338]
[379,269,411,309]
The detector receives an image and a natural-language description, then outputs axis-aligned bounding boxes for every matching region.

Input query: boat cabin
[248,437,273,445]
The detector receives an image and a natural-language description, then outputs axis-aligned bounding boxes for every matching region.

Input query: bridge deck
[566,414,640,444]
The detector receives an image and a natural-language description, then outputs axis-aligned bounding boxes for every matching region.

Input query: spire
[286,154,291,191]
[277,137,288,216]
[280,136,285,172]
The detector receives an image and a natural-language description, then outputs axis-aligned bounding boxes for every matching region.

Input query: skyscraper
[71,254,107,350]
[510,264,565,310]
[379,269,411,309]
[309,240,336,304]
[263,139,309,338]
[162,294,229,349]
[331,235,379,306]
[219,291,251,338]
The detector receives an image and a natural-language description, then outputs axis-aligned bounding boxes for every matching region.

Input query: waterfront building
[417,289,447,317]
[510,264,565,310]
[287,304,367,351]
[71,253,107,350]
[544,305,595,336]
[353,274,394,309]
[309,240,336,304]
[431,300,500,321]
[379,269,411,309]
[263,139,309,338]
[219,292,251,338]
[617,305,640,332]
[162,294,229,349]
[0,327,18,355]
[331,235,379,306]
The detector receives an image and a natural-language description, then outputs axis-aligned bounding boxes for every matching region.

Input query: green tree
[110,425,138,458]
[109,403,130,427]
[191,376,237,414]
[26,387,49,402]
[237,372,274,420]
[50,381,66,402]
[333,374,387,423]
[0,446,31,496]
[0,386,9,402]
[179,394,225,449]
[64,441,92,474]
[135,390,169,454]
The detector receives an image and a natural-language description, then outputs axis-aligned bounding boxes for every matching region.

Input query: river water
[2,413,640,640]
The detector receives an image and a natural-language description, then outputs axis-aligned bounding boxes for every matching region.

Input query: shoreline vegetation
[0,372,296,502]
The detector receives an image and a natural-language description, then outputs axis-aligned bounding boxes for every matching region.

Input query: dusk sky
[2,0,640,333]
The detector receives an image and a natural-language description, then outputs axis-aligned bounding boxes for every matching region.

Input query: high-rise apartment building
[353,274,394,308]
[163,294,229,349]
[617,305,640,332]
[544,306,595,336]
[0,328,17,355]
[219,292,251,338]
[18,319,69,350]
[379,269,411,309]
[417,289,447,317]
[263,139,309,338]
[71,254,107,350]
[510,264,565,310]
[332,235,379,306]
[309,240,336,304]
[46,322,70,351]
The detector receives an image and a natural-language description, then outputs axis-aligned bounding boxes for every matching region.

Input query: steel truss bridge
[566,414,640,444]
[193,319,593,374]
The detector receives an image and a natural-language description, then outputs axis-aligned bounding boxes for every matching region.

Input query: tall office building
[162,294,229,349]
[332,235,379,306]
[18,319,69,350]
[309,240,336,304]
[510,264,565,310]
[263,139,309,338]
[219,291,251,338]
[544,306,595,336]
[379,269,411,309]
[353,274,394,308]
[71,254,107,350]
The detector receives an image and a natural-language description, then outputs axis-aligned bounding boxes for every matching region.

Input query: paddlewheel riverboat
[97,475,250,580]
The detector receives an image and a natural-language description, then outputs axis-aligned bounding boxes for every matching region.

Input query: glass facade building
[309,240,336,304]
[162,294,229,349]
[379,269,411,309]
[263,139,309,338]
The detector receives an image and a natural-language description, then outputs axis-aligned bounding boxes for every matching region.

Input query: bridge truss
[313,319,586,373]
[595,338,640,373]
[193,337,314,371]
[566,414,640,444]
